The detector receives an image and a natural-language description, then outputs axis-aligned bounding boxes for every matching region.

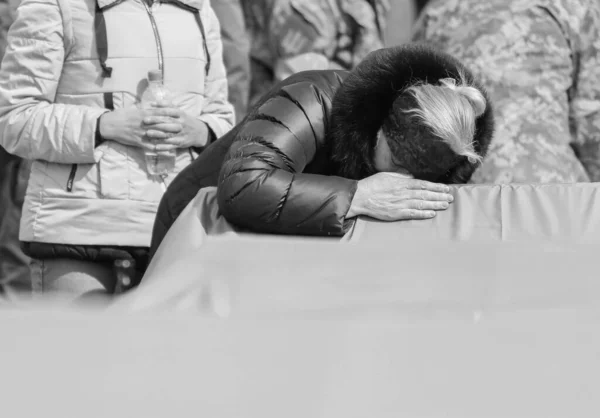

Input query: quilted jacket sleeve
[217,74,358,236]
[0,0,108,164]
[197,2,235,139]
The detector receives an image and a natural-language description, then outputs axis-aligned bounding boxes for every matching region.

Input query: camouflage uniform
[243,0,389,106]
[413,0,600,183]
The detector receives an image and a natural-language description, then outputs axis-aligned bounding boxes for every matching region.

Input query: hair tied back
[439,77,457,89]
[439,76,486,118]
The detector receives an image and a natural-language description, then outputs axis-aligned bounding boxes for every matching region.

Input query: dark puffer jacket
[149,69,352,258]
[150,45,494,258]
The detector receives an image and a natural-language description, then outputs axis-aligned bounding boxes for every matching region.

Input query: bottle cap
[147,69,162,82]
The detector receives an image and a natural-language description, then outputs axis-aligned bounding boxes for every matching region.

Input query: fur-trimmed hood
[328,44,495,183]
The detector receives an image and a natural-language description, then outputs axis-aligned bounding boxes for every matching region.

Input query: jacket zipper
[66,164,78,192]
[142,0,165,78]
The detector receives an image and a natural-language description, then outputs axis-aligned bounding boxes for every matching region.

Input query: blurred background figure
[212,0,251,123]
[413,0,600,183]
[242,0,390,107]
[0,0,30,301]
[0,148,30,301]
[214,0,423,121]
[0,0,17,57]
[212,0,424,122]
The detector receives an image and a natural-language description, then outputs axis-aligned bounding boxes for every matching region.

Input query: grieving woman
[150,44,495,258]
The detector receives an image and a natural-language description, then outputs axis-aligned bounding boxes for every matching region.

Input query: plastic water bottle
[140,69,176,176]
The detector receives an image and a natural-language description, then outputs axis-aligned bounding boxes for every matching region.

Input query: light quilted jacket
[0,0,234,247]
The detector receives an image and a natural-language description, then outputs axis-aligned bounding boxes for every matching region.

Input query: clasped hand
[98,101,209,152]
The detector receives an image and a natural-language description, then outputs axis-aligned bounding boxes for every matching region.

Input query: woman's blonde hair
[404,72,486,164]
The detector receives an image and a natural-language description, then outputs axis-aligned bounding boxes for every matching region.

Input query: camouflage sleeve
[345,0,385,67]
[269,0,335,81]
[571,3,600,181]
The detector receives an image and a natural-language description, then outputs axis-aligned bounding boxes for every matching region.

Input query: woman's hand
[346,172,454,220]
[98,107,182,152]
[143,101,211,149]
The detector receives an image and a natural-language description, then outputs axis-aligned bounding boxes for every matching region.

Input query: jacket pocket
[41,158,100,200]
[97,144,129,200]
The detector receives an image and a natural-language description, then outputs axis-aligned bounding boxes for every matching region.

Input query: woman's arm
[0,0,108,164]
[217,76,358,236]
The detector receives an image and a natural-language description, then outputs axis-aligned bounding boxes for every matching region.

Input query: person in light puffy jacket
[149,45,495,259]
[0,0,234,301]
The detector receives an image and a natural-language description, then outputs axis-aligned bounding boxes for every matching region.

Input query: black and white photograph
[1,0,600,416]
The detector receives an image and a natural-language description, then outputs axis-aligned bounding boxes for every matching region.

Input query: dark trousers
[0,147,31,300]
